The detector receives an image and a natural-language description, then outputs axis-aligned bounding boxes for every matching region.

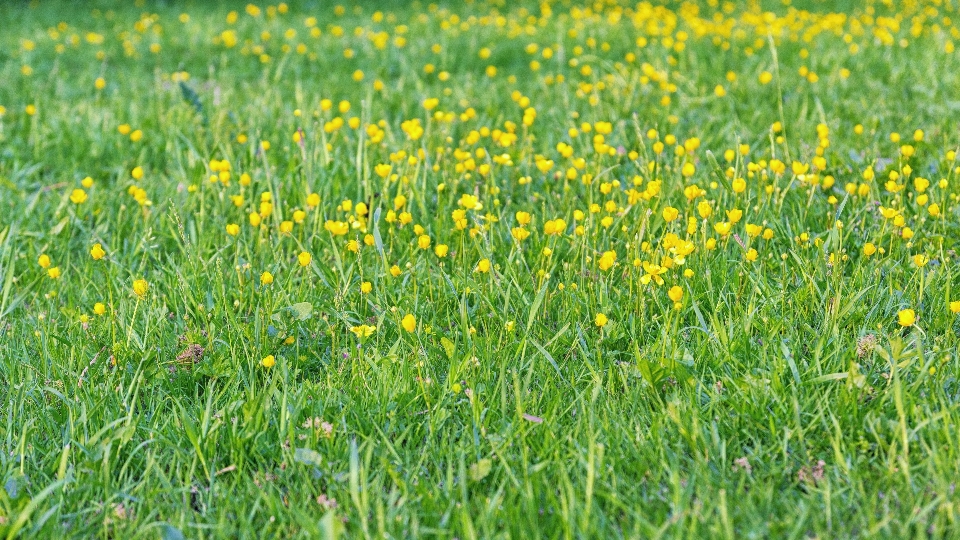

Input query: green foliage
[1,0,960,538]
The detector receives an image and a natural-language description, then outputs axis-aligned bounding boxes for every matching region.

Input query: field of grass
[3,0,960,537]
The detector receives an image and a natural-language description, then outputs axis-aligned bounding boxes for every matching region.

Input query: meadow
[2,0,960,537]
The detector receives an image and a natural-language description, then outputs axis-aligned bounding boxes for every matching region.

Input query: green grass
[2,0,960,537]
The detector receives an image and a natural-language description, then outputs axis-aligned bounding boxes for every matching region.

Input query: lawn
[2,0,960,537]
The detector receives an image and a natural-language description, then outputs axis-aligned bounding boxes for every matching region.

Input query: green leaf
[440,337,456,360]
[161,524,186,540]
[319,511,342,540]
[469,458,492,482]
[289,302,313,321]
[294,448,324,468]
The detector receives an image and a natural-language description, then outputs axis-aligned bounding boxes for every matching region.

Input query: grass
[2,0,960,537]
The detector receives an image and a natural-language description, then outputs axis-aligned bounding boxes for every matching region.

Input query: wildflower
[511,227,530,242]
[543,219,566,235]
[350,324,376,338]
[324,220,349,235]
[594,313,608,328]
[598,250,616,271]
[897,309,916,327]
[261,355,276,368]
[745,248,758,262]
[132,279,148,297]
[360,281,372,293]
[93,302,106,315]
[48,267,61,279]
[418,235,431,249]
[70,189,88,204]
[458,193,480,209]
[662,206,679,222]
[90,243,106,260]
[668,286,683,303]
[476,258,491,273]
[713,222,732,236]
[640,262,667,286]
[260,271,274,285]
[434,244,449,257]
[951,301,960,314]
[402,314,416,332]
[226,224,240,236]
[863,243,876,256]
[298,252,312,267]
[38,254,51,268]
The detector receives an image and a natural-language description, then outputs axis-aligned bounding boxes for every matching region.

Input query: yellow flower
[298,252,312,267]
[745,248,758,262]
[668,286,683,303]
[93,302,106,315]
[476,258,491,273]
[390,265,402,277]
[543,218,566,236]
[662,206,679,222]
[598,250,616,271]
[863,243,876,256]
[897,309,916,327]
[912,254,929,267]
[402,314,416,332]
[418,235,431,250]
[90,243,106,260]
[951,301,960,314]
[697,201,712,218]
[70,189,88,204]
[131,166,144,180]
[350,324,377,338]
[594,313,608,328]
[261,355,276,368]
[434,244,449,257]
[458,193,480,209]
[226,223,240,236]
[713,221,732,236]
[38,254,51,268]
[360,281,372,294]
[511,227,530,242]
[640,261,667,286]
[48,267,61,279]
[260,271,274,285]
[324,220,349,235]
[132,279,148,297]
